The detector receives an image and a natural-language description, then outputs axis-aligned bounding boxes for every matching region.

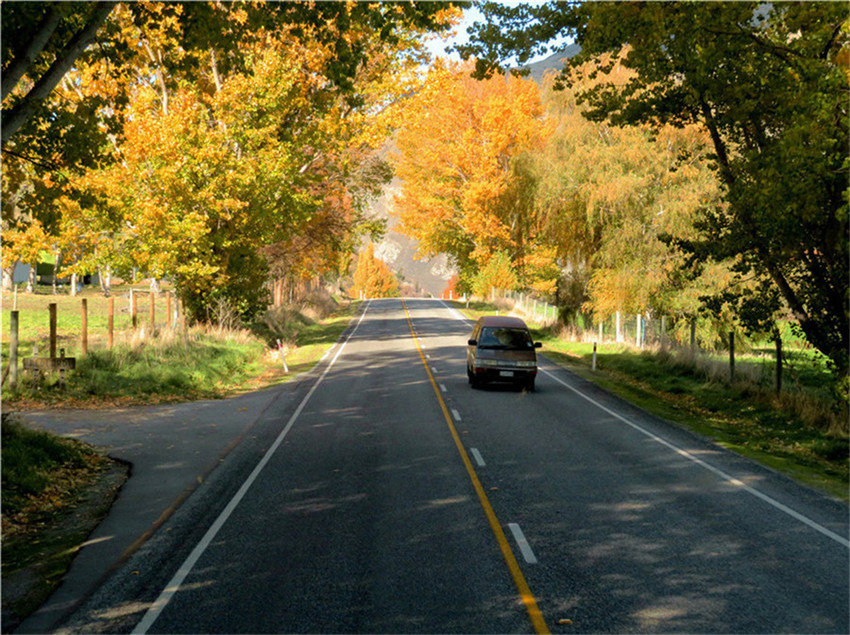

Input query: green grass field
[1,285,358,408]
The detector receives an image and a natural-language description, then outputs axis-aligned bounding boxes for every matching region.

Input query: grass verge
[2,298,360,410]
[456,300,849,502]
[1,414,124,628]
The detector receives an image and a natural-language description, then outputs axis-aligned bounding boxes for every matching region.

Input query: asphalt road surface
[62,298,849,634]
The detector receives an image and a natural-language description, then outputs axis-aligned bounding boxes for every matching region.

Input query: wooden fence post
[81,298,88,356]
[131,289,137,329]
[149,291,155,332]
[729,331,735,382]
[166,292,172,330]
[49,302,57,359]
[108,297,114,349]
[9,310,18,389]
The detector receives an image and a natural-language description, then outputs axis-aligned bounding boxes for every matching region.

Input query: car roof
[476,315,529,329]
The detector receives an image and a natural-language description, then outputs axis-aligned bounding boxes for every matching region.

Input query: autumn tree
[459,1,849,379]
[80,35,355,321]
[350,242,399,299]
[1,1,464,144]
[472,251,518,299]
[529,57,725,332]
[1,1,463,311]
[393,60,551,295]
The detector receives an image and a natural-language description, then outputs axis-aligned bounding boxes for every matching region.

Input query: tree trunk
[1,264,15,292]
[1,2,117,144]
[26,262,36,293]
[99,265,111,297]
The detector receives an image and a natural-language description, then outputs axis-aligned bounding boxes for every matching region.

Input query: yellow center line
[401,299,550,634]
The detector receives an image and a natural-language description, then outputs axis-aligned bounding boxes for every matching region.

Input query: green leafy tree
[472,251,518,299]
[531,57,725,328]
[459,1,849,379]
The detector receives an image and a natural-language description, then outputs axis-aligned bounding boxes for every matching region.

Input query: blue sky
[423,5,485,61]
[424,3,570,65]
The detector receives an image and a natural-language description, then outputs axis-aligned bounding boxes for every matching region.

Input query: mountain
[522,44,582,83]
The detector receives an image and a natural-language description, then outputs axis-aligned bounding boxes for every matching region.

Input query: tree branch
[1,4,63,102]
[1,1,117,145]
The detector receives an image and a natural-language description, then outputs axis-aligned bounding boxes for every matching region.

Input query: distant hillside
[522,44,582,83]
[365,176,454,298]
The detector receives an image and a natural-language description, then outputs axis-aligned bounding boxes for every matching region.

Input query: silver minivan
[466,315,541,391]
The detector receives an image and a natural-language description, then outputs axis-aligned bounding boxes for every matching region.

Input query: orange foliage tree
[393,60,552,295]
[350,243,399,299]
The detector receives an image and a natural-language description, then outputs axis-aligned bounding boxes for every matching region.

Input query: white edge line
[132,300,373,634]
[508,523,538,564]
[441,295,846,548]
[439,299,470,323]
[540,365,850,549]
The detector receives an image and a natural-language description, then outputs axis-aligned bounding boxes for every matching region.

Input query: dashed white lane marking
[508,523,538,564]
[470,448,486,467]
[426,354,431,359]
[439,384,447,393]
[451,408,461,422]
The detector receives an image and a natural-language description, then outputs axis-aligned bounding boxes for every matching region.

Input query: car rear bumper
[473,367,537,383]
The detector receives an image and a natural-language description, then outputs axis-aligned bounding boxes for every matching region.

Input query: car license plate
[499,371,514,378]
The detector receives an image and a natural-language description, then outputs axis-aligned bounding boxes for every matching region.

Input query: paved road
[59,298,848,633]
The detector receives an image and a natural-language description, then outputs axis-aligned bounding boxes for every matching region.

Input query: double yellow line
[401,299,549,634]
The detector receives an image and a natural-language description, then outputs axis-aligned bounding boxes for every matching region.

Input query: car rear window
[478,327,534,349]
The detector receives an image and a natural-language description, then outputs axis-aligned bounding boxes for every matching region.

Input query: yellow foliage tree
[350,243,399,299]
[393,60,550,292]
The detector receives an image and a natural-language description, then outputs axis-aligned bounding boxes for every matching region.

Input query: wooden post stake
[131,289,137,329]
[49,303,57,359]
[81,298,88,356]
[729,331,735,382]
[108,297,114,349]
[149,291,155,333]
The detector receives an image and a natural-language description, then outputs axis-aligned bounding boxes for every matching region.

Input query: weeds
[1,417,107,530]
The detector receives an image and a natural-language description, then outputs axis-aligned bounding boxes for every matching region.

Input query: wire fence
[2,289,186,389]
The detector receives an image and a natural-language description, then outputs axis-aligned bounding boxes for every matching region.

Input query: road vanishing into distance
[65,299,848,633]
